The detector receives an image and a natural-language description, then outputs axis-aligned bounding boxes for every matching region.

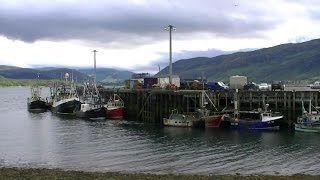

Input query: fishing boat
[104,93,125,120]
[199,89,227,128]
[76,50,106,120]
[295,100,320,133]
[51,73,81,115]
[223,88,284,130]
[76,84,105,119]
[163,109,200,127]
[229,107,284,130]
[27,74,50,112]
[204,114,229,128]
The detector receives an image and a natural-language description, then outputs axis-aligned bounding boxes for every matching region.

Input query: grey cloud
[0,1,280,46]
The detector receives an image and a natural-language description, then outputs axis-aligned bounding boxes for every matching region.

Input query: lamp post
[164,24,176,84]
[92,50,97,85]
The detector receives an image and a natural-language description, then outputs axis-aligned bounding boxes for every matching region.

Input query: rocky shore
[1,167,320,180]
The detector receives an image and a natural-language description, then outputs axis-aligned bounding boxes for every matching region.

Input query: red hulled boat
[105,94,125,120]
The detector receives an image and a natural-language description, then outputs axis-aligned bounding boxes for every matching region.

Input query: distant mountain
[0,65,134,83]
[77,68,133,83]
[157,38,320,83]
[35,67,59,71]
[0,66,89,81]
[0,66,44,79]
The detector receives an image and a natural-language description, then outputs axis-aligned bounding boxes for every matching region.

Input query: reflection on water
[1,87,320,175]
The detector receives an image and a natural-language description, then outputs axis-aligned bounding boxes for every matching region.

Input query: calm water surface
[1,87,320,175]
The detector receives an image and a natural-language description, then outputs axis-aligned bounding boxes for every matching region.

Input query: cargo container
[143,77,159,89]
[155,75,180,89]
[132,73,150,79]
[124,79,143,89]
[229,75,247,89]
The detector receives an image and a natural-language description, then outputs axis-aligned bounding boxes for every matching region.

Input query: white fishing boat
[295,100,320,133]
[51,73,81,115]
[163,109,198,127]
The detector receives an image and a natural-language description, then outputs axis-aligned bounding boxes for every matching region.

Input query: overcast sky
[0,0,320,73]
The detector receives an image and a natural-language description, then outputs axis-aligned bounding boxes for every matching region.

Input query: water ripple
[1,87,320,175]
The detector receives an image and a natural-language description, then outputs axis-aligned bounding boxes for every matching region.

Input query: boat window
[175,121,177,123]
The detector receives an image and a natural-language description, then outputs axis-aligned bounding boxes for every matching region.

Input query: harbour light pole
[93,49,97,85]
[164,24,176,84]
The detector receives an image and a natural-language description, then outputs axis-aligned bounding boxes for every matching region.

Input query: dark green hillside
[158,39,320,82]
[0,66,89,82]
[0,65,22,71]
[77,68,133,83]
[0,76,59,86]
[0,65,133,84]
[45,68,89,82]
[0,66,46,79]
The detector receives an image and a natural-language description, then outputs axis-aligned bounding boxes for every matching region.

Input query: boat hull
[76,107,106,119]
[230,118,282,130]
[295,123,320,133]
[52,99,81,115]
[27,100,49,113]
[163,118,193,127]
[204,114,225,128]
[106,107,125,120]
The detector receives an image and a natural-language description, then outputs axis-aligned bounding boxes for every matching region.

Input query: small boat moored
[163,109,198,127]
[27,73,50,113]
[76,50,106,120]
[50,73,81,115]
[162,109,205,127]
[76,84,106,120]
[295,100,320,133]
[227,103,284,130]
[104,93,125,120]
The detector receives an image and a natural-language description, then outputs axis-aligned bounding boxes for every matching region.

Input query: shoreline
[1,167,320,180]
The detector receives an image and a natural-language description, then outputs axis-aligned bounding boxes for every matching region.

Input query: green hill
[0,66,89,81]
[0,66,133,84]
[77,68,133,83]
[157,39,320,83]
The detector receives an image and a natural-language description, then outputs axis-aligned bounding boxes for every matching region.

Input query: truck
[207,82,228,90]
[271,81,284,91]
[310,81,320,89]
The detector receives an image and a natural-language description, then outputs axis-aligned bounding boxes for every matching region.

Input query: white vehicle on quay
[259,83,269,91]
[310,81,320,89]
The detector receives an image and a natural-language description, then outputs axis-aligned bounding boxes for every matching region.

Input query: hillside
[0,66,89,81]
[157,39,320,83]
[77,68,133,83]
[0,66,133,83]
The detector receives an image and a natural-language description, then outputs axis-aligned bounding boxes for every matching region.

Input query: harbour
[1,86,320,176]
[102,85,320,126]
[2,0,320,178]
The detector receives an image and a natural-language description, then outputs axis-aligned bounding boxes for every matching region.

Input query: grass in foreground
[1,167,320,180]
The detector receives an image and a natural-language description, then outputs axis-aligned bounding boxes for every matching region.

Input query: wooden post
[250,92,253,110]
[293,91,296,121]
[275,92,278,111]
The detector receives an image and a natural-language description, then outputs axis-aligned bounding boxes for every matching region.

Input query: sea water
[0,87,319,175]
